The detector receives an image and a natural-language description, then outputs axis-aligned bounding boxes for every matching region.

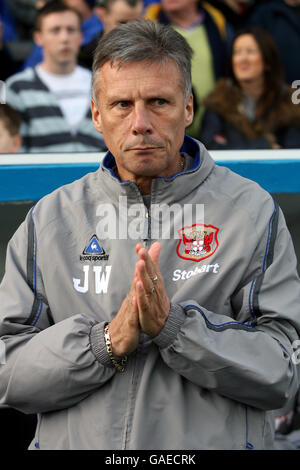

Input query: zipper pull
[142,208,150,241]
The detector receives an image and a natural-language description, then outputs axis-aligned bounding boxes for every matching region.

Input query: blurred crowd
[0,0,300,153]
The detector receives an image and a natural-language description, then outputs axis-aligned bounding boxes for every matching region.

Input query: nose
[60,28,71,42]
[131,102,152,135]
[236,50,248,61]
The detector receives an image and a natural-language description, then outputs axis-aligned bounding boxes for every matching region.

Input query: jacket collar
[98,135,215,204]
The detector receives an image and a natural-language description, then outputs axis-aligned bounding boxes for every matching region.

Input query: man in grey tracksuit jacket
[1,18,300,450]
[0,134,300,450]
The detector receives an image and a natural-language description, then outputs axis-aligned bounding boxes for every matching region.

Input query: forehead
[39,11,81,30]
[234,34,260,50]
[98,59,183,94]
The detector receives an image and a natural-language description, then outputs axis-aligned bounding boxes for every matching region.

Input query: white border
[0,149,300,165]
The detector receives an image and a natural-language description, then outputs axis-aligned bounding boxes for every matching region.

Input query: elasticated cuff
[90,322,114,368]
[153,303,186,349]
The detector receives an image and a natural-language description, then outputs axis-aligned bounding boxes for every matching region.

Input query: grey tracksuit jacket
[0,136,300,450]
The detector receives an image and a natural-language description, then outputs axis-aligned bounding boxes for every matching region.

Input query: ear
[91,98,103,134]
[184,93,194,128]
[33,30,43,47]
[12,134,22,153]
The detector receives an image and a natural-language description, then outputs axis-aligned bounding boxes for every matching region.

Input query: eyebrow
[47,25,80,31]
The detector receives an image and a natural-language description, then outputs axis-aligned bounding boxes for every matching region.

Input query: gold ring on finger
[151,275,158,284]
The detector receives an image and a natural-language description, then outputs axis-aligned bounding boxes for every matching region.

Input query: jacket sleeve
[199,109,272,150]
[199,109,228,150]
[0,209,115,414]
[153,202,300,411]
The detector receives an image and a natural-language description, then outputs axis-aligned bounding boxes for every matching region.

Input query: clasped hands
[108,242,170,357]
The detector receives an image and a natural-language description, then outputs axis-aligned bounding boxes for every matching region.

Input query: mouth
[126,144,164,151]
[130,147,160,151]
[60,48,72,54]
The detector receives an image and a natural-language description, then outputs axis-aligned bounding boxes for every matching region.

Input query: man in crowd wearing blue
[22,0,103,70]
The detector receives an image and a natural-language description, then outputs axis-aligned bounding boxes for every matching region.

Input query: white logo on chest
[172,263,220,281]
[73,265,112,294]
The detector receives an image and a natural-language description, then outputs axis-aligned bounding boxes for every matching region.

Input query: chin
[135,168,162,177]
[132,163,166,177]
[236,74,255,83]
[58,57,74,66]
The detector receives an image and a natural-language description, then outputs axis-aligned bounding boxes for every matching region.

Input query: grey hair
[92,19,193,105]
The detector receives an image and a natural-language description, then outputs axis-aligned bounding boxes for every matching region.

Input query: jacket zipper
[34,414,43,449]
[122,201,151,449]
[122,351,146,449]
[142,205,151,249]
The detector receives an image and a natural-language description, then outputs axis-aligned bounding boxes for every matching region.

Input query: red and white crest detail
[177,224,219,262]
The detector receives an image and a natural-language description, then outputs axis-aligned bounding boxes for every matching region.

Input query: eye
[151,98,167,106]
[118,101,130,108]
[67,27,78,34]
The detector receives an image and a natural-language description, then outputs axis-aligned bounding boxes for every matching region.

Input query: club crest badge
[177,224,219,262]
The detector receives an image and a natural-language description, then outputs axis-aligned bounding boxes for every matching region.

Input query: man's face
[103,0,143,33]
[34,11,82,68]
[91,60,193,181]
